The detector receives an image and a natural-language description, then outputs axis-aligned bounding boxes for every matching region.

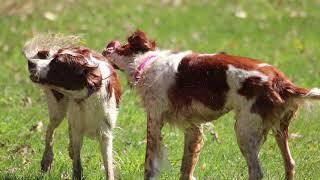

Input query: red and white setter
[23,34,121,180]
[102,30,320,180]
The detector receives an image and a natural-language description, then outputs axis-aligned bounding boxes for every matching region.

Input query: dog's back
[171,53,311,119]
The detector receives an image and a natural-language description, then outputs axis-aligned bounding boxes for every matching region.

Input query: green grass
[0,0,320,179]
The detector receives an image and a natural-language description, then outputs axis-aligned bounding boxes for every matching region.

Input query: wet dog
[23,34,121,180]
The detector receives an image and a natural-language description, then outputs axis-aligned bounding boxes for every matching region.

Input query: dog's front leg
[99,127,114,180]
[68,121,74,160]
[41,89,68,172]
[70,128,83,180]
[180,125,204,180]
[144,115,164,180]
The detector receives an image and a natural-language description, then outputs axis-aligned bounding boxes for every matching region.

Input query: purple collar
[133,54,157,84]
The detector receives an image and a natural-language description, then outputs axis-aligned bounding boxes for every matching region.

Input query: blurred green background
[0,0,320,179]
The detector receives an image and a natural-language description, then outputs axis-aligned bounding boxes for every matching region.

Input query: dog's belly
[165,100,232,127]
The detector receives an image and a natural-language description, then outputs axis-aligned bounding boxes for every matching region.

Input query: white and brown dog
[23,34,121,180]
[102,30,320,180]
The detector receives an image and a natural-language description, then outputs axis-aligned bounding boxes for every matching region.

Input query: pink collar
[133,54,157,84]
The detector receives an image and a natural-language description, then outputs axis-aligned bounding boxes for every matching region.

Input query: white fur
[132,50,192,116]
[257,63,271,67]
[89,55,112,79]
[22,33,81,60]
[304,88,320,98]
[87,54,100,66]
[36,59,52,78]
[198,53,217,57]
[67,84,116,138]
[151,144,170,179]
[27,58,53,80]
[234,97,264,179]
[226,64,268,90]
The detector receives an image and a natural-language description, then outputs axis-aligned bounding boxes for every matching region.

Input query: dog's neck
[120,50,192,87]
[132,54,157,84]
[125,50,170,84]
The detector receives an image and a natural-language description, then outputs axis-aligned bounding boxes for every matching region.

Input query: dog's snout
[102,49,109,57]
[102,40,121,57]
[28,60,39,82]
[28,60,36,71]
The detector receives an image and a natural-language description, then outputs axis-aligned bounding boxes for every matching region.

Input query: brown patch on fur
[238,75,285,118]
[43,47,102,92]
[51,89,64,101]
[169,53,230,112]
[212,53,309,118]
[170,53,310,119]
[56,47,123,104]
[116,30,156,56]
[85,66,102,93]
[107,71,121,107]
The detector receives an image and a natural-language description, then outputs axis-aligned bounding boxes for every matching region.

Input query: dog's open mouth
[29,74,44,84]
[29,74,39,82]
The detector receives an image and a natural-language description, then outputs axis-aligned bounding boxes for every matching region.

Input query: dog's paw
[40,151,53,172]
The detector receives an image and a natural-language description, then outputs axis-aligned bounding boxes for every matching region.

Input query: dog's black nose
[28,61,36,71]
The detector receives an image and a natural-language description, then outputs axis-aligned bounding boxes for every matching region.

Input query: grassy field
[0,0,320,179]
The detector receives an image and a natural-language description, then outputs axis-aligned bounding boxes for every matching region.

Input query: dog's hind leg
[41,89,68,172]
[274,107,298,180]
[235,112,268,180]
[180,125,204,180]
[99,126,115,180]
[70,128,83,180]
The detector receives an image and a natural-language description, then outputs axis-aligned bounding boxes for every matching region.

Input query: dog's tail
[22,33,81,60]
[299,88,320,100]
[284,83,320,103]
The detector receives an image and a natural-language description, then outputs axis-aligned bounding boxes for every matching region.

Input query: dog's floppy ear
[84,65,102,95]
[57,53,88,75]
[127,30,156,53]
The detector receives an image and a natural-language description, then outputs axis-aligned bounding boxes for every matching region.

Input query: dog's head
[27,48,102,98]
[102,30,156,71]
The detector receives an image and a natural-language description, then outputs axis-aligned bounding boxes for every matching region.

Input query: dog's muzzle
[27,60,41,83]
[28,60,36,72]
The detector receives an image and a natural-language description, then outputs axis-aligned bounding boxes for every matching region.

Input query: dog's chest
[68,95,108,138]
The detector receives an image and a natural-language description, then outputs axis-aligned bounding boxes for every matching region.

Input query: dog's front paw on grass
[41,151,53,172]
